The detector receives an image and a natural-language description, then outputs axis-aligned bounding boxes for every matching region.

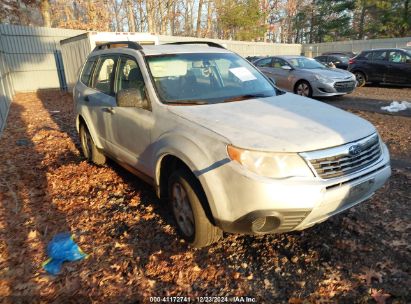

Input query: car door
[270,57,294,91]
[386,50,411,84]
[369,50,389,82]
[86,55,118,151]
[109,55,154,176]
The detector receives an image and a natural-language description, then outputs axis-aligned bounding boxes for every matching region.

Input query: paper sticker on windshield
[229,67,257,82]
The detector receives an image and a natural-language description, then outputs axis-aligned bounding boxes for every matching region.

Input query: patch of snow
[381,101,411,112]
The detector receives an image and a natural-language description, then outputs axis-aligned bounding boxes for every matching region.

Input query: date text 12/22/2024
[149,296,257,303]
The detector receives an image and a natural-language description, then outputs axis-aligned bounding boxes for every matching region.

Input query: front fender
[153,131,230,223]
[76,114,105,150]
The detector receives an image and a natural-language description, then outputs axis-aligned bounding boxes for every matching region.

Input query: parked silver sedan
[254,55,357,97]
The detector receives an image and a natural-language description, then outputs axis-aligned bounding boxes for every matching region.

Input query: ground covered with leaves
[0,89,410,303]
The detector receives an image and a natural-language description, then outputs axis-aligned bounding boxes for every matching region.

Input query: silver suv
[74,41,391,248]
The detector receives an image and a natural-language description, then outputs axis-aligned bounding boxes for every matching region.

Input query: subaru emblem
[349,144,362,156]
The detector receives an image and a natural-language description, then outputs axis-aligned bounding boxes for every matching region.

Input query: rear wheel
[294,80,313,97]
[168,169,222,248]
[79,123,106,165]
[354,71,366,87]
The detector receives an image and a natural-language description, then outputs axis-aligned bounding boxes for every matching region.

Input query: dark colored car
[348,48,411,87]
[322,51,356,58]
[315,54,350,70]
[245,56,265,63]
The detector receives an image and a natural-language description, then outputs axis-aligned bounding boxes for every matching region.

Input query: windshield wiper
[223,94,270,102]
[163,99,209,105]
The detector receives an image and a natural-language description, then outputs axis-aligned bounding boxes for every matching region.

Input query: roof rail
[93,41,143,51]
[165,41,226,49]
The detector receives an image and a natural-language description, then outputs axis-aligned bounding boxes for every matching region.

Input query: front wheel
[294,80,313,97]
[354,71,366,87]
[168,169,222,248]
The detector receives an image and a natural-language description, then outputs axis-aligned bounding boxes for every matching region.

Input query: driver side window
[116,56,146,102]
[388,51,408,63]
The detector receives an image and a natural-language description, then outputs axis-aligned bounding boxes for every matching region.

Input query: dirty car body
[254,55,357,97]
[73,42,391,247]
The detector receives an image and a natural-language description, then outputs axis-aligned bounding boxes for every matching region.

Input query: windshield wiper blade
[223,94,269,102]
[163,99,208,105]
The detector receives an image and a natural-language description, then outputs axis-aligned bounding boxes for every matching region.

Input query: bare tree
[40,0,51,27]
[205,0,213,37]
[126,0,136,31]
[146,0,155,33]
[196,0,204,37]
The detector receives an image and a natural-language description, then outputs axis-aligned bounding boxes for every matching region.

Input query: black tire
[354,71,366,87]
[168,169,222,248]
[79,123,106,165]
[294,80,313,97]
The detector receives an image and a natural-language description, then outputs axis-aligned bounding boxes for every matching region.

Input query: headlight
[314,74,332,83]
[227,145,314,178]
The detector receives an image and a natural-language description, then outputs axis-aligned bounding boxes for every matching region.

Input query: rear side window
[80,57,97,86]
[92,56,117,95]
[372,50,387,61]
[255,57,272,67]
[357,51,372,60]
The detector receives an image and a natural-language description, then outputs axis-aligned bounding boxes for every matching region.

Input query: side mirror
[406,59,411,64]
[281,65,292,71]
[116,88,149,110]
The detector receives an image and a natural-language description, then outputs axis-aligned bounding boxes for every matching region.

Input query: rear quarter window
[357,52,372,60]
[80,57,97,86]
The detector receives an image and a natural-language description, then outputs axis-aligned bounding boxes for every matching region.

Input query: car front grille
[302,134,382,179]
[334,80,356,92]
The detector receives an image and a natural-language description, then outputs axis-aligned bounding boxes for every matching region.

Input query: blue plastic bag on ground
[42,232,87,275]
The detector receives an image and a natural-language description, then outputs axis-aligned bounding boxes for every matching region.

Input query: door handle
[101,107,115,114]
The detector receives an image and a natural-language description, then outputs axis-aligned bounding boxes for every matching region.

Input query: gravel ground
[0,89,410,303]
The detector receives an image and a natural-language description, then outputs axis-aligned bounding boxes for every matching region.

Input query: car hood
[168,93,376,152]
[307,68,354,79]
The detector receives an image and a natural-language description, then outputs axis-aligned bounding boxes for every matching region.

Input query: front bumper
[312,79,357,97]
[204,144,390,234]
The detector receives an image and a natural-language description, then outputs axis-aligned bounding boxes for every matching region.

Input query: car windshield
[146,53,276,104]
[288,57,326,69]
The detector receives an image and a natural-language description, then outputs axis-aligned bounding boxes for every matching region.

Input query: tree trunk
[309,0,315,43]
[196,0,204,37]
[171,0,177,35]
[146,0,155,33]
[160,0,168,34]
[166,0,172,35]
[402,0,409,36]
[40,0,51,27]
[126,0,136,32]
[206,0,213,38]
[111,0,121,31]
[138,0,144,31]
[358,0,366,39]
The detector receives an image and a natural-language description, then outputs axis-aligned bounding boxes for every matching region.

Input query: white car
[74,41,391,247]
